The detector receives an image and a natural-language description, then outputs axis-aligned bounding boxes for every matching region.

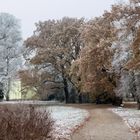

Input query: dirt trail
[69,104,136,140]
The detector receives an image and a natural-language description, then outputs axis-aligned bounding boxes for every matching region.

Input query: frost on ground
[111,107,140,138]
[0,101,89,139]
[47,106,89,140]
[0,100,62,105]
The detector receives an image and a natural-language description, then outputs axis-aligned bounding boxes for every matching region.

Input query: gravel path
[70,104,137,140]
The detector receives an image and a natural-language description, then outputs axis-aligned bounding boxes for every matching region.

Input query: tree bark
[6,78,11,101]
[5,49,10,101]
[63,77,69,103]
[77,89,82,103]
[78,94,82,103]
[137,99,140,110]
[138,103,140,110]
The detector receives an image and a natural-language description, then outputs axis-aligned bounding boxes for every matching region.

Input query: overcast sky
[0,0,120,39]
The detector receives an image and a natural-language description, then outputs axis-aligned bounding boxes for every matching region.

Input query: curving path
[69,104,137,140]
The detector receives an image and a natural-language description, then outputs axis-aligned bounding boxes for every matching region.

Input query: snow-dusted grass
[47,106,89,140]
[0,100,62,105]
[0,101,89,140]
[111,107,140,138]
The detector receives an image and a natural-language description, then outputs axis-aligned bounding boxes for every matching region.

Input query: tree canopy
[19,0,140,107]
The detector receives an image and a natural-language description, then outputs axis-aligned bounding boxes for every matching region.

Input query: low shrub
[0,104,54,140]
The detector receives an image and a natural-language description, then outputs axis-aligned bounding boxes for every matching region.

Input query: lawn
[111,107,140,139]
[0,101,89,140]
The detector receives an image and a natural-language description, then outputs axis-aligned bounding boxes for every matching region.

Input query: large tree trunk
[63,77,69,103]
[78,94,82,103]
[77,89,82,103]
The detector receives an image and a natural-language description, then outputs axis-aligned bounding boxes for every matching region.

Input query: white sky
[0,0,120,39]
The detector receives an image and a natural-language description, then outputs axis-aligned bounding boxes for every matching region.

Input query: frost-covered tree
[0,13,22,101]
[110,0,140,108]
[112,35,133,99]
